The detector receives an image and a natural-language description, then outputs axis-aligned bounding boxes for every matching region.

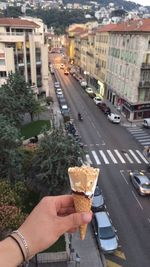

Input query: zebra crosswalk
[127,127,150,147]
[84,149,149,166]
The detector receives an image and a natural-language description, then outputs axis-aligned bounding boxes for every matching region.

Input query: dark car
[92,185,105,212]
[98,103,111,114]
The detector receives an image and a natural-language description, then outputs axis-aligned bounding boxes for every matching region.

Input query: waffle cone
[73,193,92,240]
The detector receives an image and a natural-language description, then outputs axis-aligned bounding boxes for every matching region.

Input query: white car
[54,82,60,89]
[80,79,87,88]
[56,91,63,98]
[93,96,102,105]
[85,87,94,94]
[60,63,64,69]
[56,88,62,94]
[108,113,121,124]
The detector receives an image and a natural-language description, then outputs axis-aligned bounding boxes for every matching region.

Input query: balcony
[141,63,150,69]
[139,80,150,88]
[96,63,101,69]
[86,51,93,57]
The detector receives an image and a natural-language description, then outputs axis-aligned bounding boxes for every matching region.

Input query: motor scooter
[78,113,83,121]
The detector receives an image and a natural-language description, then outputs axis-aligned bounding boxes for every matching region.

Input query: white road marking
[85,154,92,165]
[138,138,150,141]
[136,150,149,164]
[114,150,126,163]
[132,191,143,210]
[129,130,143,133]
[99,150,109,164]
[134,134,149,137]
[91,122,96,128]
[129,149,141,164]
[91,150,101,165]
[124,153,134,163]
[101,140,106,145]
[107,150,118,164]
[96,131,101,138]
[147,218,150,224]
[141,141,150,145]
[120,170,128,184]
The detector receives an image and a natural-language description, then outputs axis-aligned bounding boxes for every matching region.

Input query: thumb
[59,212,92,234]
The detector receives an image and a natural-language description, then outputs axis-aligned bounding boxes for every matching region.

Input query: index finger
[55,195,74,212]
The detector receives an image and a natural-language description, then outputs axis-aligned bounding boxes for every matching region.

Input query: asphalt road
[50,54,150,267]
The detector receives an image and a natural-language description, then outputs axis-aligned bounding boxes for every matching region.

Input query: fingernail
[82,212,92,223]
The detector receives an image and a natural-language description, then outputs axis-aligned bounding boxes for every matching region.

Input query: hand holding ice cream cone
[68,166,99,240]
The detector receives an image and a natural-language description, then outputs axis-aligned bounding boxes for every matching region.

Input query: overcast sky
[131,0,150,6]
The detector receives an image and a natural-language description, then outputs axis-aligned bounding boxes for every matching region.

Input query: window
[0,59,5,65]
[0,71,6,77]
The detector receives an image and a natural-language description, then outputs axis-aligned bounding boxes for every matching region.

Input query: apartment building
[94,24,116,98]
[0,17,49,96]
[66,24,87,64]
[106,19,150,121]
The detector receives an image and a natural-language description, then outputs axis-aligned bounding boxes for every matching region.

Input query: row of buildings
[0,16,49,96]
[66,19,150,121]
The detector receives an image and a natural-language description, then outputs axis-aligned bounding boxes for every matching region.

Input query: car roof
[95,211,111,227]
[110,113,120,117]
[136,175,150,184]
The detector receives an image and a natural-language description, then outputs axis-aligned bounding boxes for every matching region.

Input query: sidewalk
[89,85,143,128]
[48,73,63,127]
[72,225,105,267]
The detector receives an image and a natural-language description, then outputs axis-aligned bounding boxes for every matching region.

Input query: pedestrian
[0,195,92,267]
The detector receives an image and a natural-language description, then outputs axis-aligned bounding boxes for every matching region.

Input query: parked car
[80,79,87,88]
[98,103,111,114]
[85,87,96,99]
[54,81,60,89]
[60,63,64,69]
[56,91,63,98]
[64,69,69,75]
[92,211,118,254]
[70,68,76,75]
[93,96,102,105]
[92,185,105,212]
[58,97,67,106]
[108,113,121,124]
[143,118,150,128]
[60,104,69,114]
[50,67,55,74]
[129,171,150,196]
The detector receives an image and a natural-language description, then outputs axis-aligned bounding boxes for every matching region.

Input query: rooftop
[97,19,150,33]
[0,18,39,29]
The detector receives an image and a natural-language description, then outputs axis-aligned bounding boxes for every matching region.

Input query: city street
[50,53,150,267]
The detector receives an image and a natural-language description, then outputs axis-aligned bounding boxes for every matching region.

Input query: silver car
[92,211,118,254]
[92,185,104,212]
[129,171,150,196]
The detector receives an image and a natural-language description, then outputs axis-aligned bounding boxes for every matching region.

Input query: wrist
[0,237,23,267]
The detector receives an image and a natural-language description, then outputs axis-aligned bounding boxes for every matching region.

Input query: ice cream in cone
[68,166,99,240]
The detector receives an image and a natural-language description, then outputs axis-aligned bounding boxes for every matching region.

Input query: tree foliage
[0,180,25,240]
[29,127,84,196]
[26,8,87,34]
[0,72,40,126]
[0,115,23,181]
[4,6,23,18]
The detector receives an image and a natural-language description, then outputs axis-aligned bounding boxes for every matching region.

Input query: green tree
[0,180,25,240]
[4,6,23,18]
[0,72,40,126]
[0,115,23,181]
[29,127,84,196]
